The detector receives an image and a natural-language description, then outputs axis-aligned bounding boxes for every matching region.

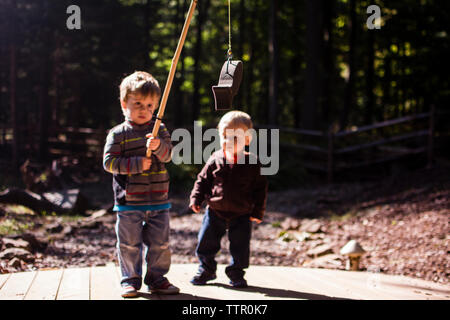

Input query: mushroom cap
[340,240,366,256]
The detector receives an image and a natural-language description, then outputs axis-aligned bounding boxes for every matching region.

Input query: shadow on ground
[127,283,351,300]
[211,283,351,300]
[133,292,213,300]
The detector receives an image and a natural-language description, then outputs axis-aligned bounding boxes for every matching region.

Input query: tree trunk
[382,36,391,121]
[302,0,323,130]
[0,9,5,145]
[394,42,400,118]
[174,0,187,126]
[365,29,375,124]
[9,0,18,169]
[175,57,186,126]
[400,42,406,116]
[322,0,335,130]
[0,188,88,215]
[192,0,210,121]
[144,0,151,70]
[245,1,256,118]
[38,0,51,161]
[291,0,303,128]
[340,0,356,130]
[10,44,18,168]
[51,35,62,130]
[236,0,245,110]
[268,0,279,125]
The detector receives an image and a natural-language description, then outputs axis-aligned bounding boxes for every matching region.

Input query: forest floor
[0,163,449,285]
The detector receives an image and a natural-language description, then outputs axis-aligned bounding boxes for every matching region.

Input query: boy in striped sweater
[103,71,179,297]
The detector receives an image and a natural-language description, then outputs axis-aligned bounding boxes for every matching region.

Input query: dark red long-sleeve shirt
[189,150,268,220]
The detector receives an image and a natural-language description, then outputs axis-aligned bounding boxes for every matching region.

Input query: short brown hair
[119,71,161,102]
[218,110,253,138]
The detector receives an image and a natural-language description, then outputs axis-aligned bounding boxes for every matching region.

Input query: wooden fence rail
[334,112,431,137]
[257,105,436,183]
[0,125,108,161]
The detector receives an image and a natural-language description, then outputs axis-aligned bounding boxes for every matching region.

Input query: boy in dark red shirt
[189,111,268,288]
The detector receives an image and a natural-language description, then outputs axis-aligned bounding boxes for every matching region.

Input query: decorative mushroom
[340,240,366,271]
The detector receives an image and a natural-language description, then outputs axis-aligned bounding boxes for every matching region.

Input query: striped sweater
[103,119,173,210]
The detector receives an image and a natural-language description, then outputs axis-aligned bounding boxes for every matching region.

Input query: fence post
[327,129,334,184]
[427,104,435,168]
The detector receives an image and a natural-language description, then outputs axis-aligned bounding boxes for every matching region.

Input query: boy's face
[221,124,252,156]
[121,93,159,124]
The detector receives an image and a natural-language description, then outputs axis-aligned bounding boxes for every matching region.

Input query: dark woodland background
[0,0,449,191]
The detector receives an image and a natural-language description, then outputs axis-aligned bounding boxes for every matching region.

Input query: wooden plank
[164,264,346,301]
[161,264,201,300]
[48,137,102,146]
[280,142,328,153]
[112,264,161,300]
[0,271,36,300]
[335,112,430,137]
[308,268,449,300]
[255,124,325,137]
[378,145,425,154]
[196,264,293,300]
[305,268,400,300]
[368,273,450,300]
[54,126,106,135]
[0,273,11,290]
[56,267,90,300]
[24,269,63,300]
[90,265,123,300]
[161,264,254,300]
[3,265,448,301]
[335,130,428,154]
[189,264,272,300]
[260,266,362,300]
[243,266,308,300]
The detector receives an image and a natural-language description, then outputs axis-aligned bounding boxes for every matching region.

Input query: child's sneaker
[190,271,217,285]
[229,278,248,288]
[148,279,180,295]
[121,285,139,298]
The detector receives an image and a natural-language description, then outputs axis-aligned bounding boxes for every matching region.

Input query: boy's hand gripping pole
[146,0,198,158]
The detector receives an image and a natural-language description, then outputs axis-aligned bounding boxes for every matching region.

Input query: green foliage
[0,219,35,236]
[2,0,448,128]
[278,231,295,242]
[39,210,57,217]
[330,210,357,222]
[271,221,281,228]
[166,162,200,193]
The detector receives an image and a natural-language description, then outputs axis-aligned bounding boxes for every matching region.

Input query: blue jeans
[195,207,252,281]
[115,209,171,289]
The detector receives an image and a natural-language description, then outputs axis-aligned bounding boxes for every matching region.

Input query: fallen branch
[0,188,88,215]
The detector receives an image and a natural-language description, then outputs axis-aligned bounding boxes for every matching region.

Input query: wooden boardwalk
[0,264,448,300]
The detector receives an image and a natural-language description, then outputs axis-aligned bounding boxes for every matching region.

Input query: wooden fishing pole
[146,0,198,158]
